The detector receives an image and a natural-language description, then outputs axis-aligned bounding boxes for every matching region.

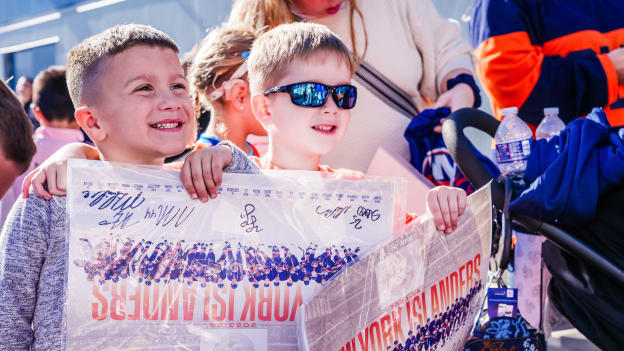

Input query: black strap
[354,60,419,119]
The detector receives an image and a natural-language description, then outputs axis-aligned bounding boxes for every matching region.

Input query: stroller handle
[441,108,624,286]
[441,108,504,209]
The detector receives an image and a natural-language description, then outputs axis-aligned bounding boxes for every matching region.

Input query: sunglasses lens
[291,83,326,107]
[334,85,357,109]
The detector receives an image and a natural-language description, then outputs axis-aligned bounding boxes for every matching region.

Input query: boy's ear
[75,106,106,142]
[31,105,46,123]
[251,93,272,125]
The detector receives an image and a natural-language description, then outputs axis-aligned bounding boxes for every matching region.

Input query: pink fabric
[2,127,84,226]
[30,127,85,169]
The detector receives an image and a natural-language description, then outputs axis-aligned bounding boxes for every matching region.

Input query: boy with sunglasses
[186,22,467,232]
[24,23,466,232]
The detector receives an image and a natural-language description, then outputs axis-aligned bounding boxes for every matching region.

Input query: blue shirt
[197,133,258,157]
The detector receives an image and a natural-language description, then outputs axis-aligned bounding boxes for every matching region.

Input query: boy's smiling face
[259,52,352,161]
[83,45,194,165]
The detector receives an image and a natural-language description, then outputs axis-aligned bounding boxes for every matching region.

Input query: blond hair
[247,22,355,93]
[189,26,256,115]
[228,0,367,62]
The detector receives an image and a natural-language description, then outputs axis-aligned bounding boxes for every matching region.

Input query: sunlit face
[261,52,352,158]
[291,0,347,18]
[16,77,32,102]
[87,45,194,165]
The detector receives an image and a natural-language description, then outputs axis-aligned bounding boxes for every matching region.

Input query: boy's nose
[158,91,183,111]
[320,96,339,115]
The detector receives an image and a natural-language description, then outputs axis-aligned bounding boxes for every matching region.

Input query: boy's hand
[181,144,233,202]
[426,186,467,234]
[21,161,68,200]
[21,142,98,200]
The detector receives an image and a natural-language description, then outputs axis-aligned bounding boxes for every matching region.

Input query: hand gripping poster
[65,159,399,350]
[298,186,492,351]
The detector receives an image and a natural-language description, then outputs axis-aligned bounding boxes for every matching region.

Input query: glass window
[0,1,86,26]
[4,44,56,90]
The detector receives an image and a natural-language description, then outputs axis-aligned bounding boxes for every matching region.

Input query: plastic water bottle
[536,107,565,141]
[495,107,533,178]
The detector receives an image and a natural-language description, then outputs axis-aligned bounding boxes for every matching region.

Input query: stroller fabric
[542,185,624,350]
[509,108,624,225]
[506,107,624,348]
[544,238,624,350]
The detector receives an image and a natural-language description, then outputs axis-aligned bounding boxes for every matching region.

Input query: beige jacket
[314,0,475,171]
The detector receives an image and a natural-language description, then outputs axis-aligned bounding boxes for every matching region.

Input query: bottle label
[496,138,532,164]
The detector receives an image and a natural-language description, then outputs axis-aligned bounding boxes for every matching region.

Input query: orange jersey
[470,0,624,127]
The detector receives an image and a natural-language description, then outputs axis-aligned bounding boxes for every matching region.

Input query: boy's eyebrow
[123,73,187,88]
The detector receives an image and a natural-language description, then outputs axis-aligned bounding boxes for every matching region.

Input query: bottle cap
[544,107,559,116]
[501,107,518,116]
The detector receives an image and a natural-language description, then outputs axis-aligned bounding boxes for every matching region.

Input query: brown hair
[189,26,256,113]
[0,79,36,173]
[247,22,355,93]
[32,65,75,123]
[66,24,179,109]
[228,0,368,62]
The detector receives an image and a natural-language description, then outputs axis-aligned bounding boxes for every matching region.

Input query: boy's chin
[161,147,188,158]
[308,141,339,156]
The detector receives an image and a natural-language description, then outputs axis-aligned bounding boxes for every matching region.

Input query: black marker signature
[349,206,380,230]
[240,204,263,233]
[315,205,351,219]
[144,205,195,228]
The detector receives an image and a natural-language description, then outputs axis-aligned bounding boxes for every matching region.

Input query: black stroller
[441,108,624,350]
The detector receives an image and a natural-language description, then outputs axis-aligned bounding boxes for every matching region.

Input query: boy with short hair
[2,66,84,225]
[0,79,36,199]
[25,23,466,231]
[185,22,467,232]
[0,24,256,349]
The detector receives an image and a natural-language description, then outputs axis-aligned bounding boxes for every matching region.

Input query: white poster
[65,159,398,350]
[298,186,492,351]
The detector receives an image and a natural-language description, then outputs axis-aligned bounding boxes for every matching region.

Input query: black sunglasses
[263,82,357,109]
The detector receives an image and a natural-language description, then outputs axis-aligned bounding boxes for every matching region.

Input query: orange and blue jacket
[470,0,624,127]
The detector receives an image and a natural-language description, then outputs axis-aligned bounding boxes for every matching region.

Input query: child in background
[2,66,84,226]
[190,25,267,156]
[185,22,466,233]
[0,24,257,349]
[0,78,36,199]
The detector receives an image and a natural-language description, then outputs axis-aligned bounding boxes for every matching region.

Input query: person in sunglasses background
[247,22,356,173]
[189,25,267,157]
[228,0,478,173]
[187,22,355,174]
[184,22,467,233]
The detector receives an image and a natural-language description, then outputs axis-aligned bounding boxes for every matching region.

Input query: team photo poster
[65,159,400,350]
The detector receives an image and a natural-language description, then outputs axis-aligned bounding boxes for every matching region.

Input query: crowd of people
[0,0,623,349]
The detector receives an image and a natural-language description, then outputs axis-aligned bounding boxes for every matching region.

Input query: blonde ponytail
[229,0,368,62]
